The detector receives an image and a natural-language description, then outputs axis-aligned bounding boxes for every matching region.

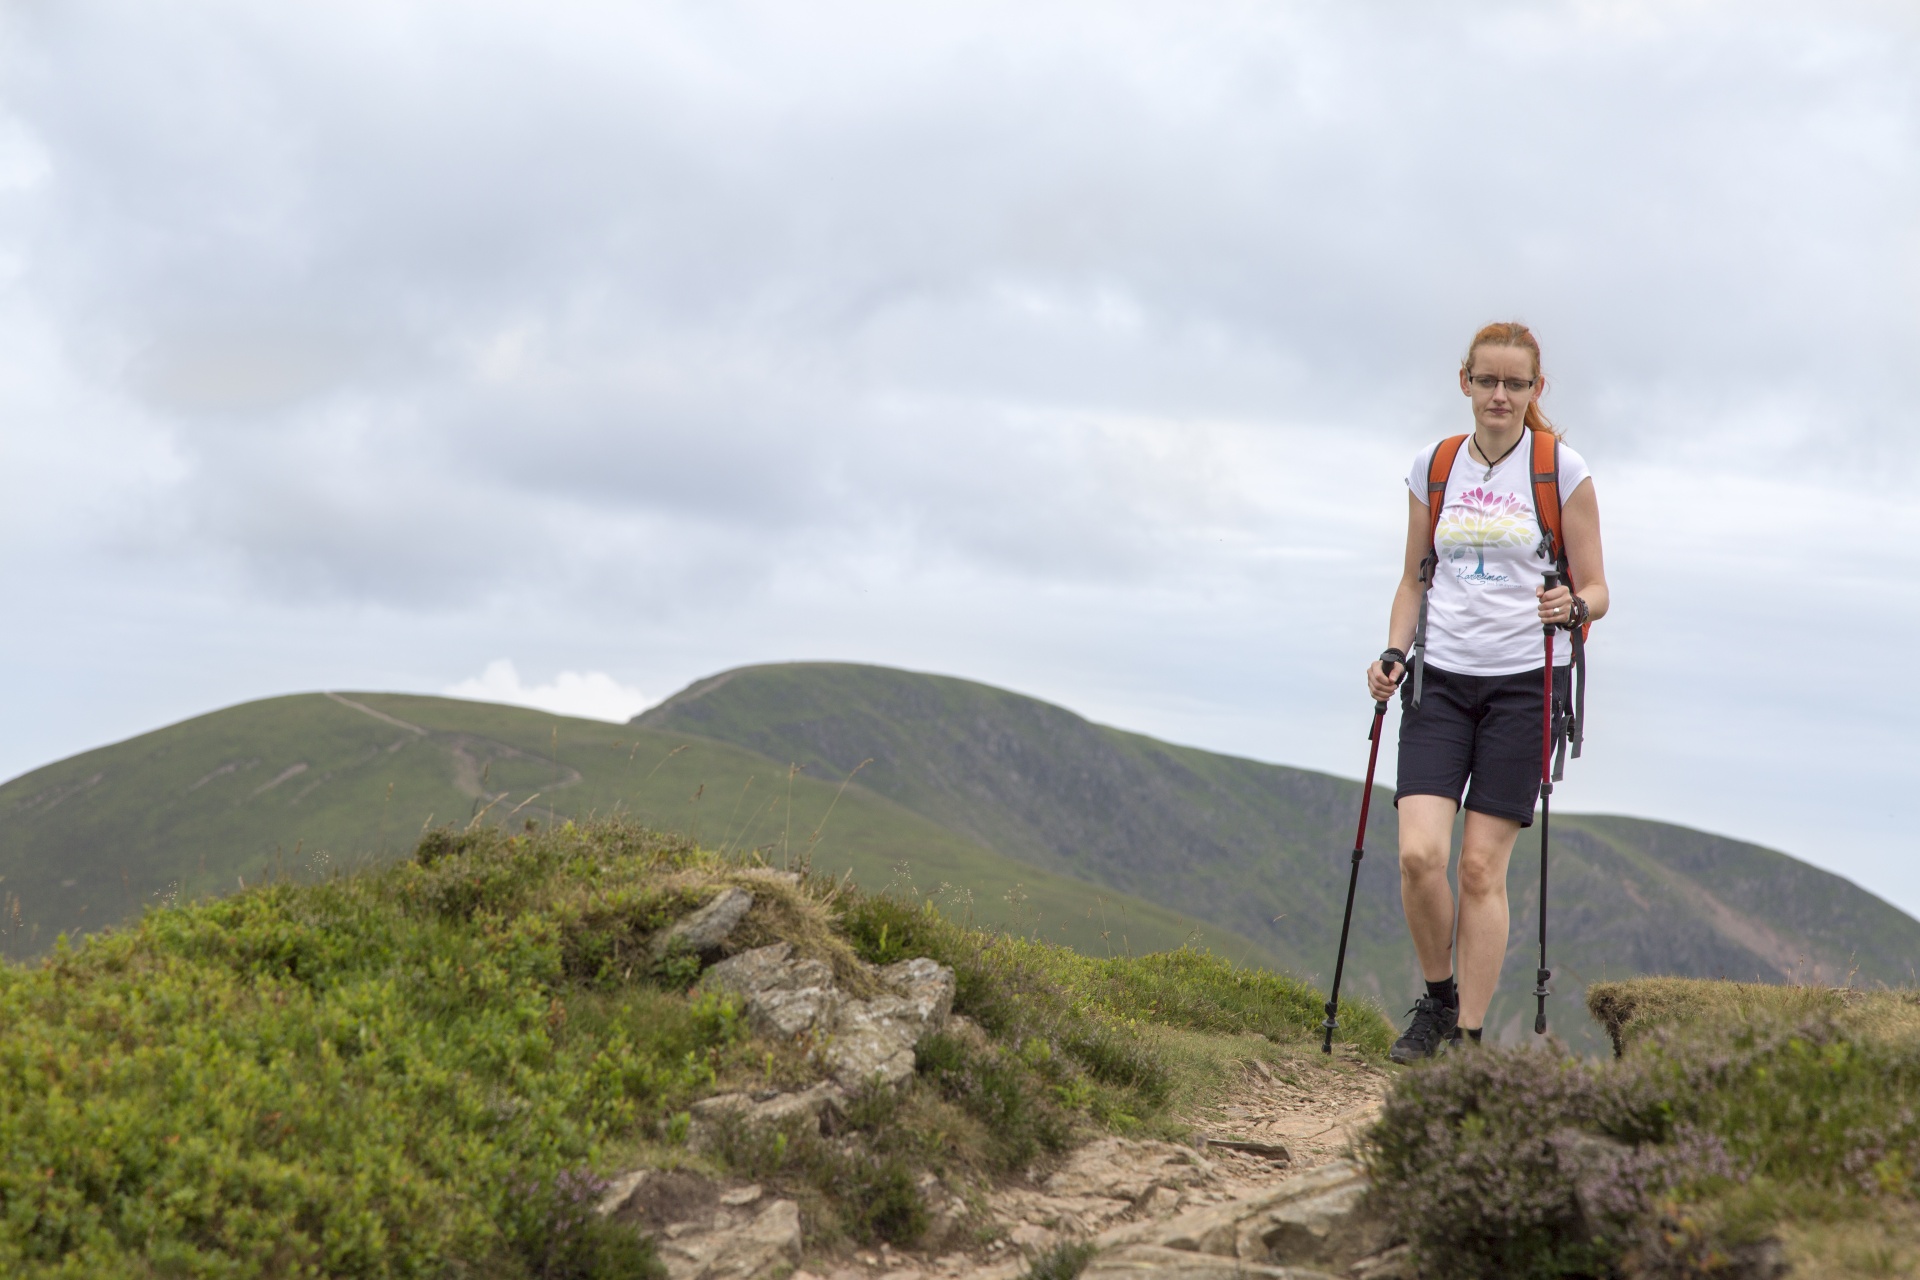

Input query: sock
[1466,1027,1483,1042]
[1425,976,1458,1009]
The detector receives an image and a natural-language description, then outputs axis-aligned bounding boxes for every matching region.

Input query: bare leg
[1397,796,1460,984]
[1456,810,1524,1030]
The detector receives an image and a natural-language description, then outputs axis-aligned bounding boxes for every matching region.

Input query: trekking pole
[1321,649,1398,1055]
[1534,572,1558,1035]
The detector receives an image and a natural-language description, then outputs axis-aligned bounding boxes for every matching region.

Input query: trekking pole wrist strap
[1561,595,1589,631]
[1379,647,1406,672]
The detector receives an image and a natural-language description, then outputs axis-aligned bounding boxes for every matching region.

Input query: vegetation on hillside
[0,817,1388,1277]
[1366,978,1920,1278]
[0,692,1263,967]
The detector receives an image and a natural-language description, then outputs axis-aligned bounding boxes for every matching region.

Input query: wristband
[1563,597,1589,630]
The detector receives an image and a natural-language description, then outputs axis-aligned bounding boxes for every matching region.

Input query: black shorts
[1395,663,1570,827]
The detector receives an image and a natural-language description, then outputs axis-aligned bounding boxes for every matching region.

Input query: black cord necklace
[1470,431,1523,480]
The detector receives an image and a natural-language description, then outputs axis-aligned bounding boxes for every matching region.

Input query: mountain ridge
[637,661,1920,1052]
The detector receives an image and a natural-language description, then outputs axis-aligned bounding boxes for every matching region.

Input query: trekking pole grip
[1375,647,1405,719]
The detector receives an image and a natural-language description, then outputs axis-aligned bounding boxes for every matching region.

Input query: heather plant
[1367,993,1920,1279]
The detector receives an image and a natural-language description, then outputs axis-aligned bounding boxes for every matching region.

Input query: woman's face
[1458,343,1540,436]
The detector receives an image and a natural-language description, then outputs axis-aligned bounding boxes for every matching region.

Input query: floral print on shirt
[1436,487,1538,584]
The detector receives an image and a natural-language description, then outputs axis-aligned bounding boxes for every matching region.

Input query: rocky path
[800,1048,1398,1280]
[600,901,1402,1280]
[1188,1047,1393,1174]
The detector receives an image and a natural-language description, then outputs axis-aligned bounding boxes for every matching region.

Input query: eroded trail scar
[802,1053,1394,1280]
[1190,1051,1392,1172]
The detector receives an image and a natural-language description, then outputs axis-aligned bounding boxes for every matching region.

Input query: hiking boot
[1390,995,1459,1064]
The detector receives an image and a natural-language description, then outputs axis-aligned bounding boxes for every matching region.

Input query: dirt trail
[800,1047,1394,1280]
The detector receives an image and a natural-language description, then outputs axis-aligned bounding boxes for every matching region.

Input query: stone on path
[1094,1160,1391,1274]
[1082,1244,1340,1280]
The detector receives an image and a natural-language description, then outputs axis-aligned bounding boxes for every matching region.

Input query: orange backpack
[1414,426,1588,771]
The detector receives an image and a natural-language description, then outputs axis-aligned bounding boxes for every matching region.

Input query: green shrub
[0,821,736,1277]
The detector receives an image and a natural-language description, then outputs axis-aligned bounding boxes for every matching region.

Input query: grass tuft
[1023,1239,1098,1280]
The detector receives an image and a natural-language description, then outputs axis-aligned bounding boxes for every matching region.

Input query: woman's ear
[1458,367,1473,396]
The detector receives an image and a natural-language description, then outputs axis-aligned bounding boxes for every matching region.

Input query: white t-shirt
[1406,435,1592,676]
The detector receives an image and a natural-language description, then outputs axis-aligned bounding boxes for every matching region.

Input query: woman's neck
[1470,421,1526,466]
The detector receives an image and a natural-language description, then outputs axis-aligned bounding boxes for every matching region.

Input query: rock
[1083,1244,1341,1280]
[598,1168,652,1217]
[1006,1222,1058,1254]
[826,997,923,1087]
[1045,1138,1215,1203]
[823,958,957,1086]
[657,887,756,960]
[1203,1138,1291,1165]
[720,1184,763,1207]
[688,1082,849,1148]
[1258,1175,1390,1270]
[597,1167,720,1226]
[697,943,844,1040]
[695,942,955,1088]
[1096,1161,1390,1272]
[878,957,956,1025]
[1347,1244,1415,1279]
[1138,1186,1185,1217]
[653,1197,803,1280]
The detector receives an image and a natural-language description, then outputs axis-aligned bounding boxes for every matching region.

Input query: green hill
[0,691,1258,966]
[636,662,1920,1054]
[8,663,1913,1057]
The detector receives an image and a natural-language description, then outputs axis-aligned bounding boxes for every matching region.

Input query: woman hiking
[1368,321,1609,1062]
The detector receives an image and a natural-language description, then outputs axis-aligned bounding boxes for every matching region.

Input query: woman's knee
[1457,855,1509,900]
[1398,840,1450,880]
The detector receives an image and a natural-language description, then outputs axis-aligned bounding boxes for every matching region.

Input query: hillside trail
[798,1045,1393,1280]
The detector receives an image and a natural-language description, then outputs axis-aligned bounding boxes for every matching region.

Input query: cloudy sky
[4,2,1918,911]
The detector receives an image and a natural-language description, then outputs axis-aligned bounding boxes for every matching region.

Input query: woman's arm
[1534,477,1609,625]
[1367,491,1432,700]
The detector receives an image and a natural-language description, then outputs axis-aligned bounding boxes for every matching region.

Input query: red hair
[1462,321,1560,438]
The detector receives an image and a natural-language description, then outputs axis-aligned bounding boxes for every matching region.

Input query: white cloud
[1,0,1918,915]
[445,660,653,723]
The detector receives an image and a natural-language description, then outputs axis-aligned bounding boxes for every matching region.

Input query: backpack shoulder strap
[1530,427,1591,647]
[1409,434,1469,711]
[1529,427,1566,570]
[1426,435,1468,549]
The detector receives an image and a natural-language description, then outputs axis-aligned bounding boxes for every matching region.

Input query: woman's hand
[1536,581,1574,627]
[1368,653,1404,702]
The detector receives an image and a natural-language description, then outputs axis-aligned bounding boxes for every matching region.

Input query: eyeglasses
[1468,374,1538,393]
